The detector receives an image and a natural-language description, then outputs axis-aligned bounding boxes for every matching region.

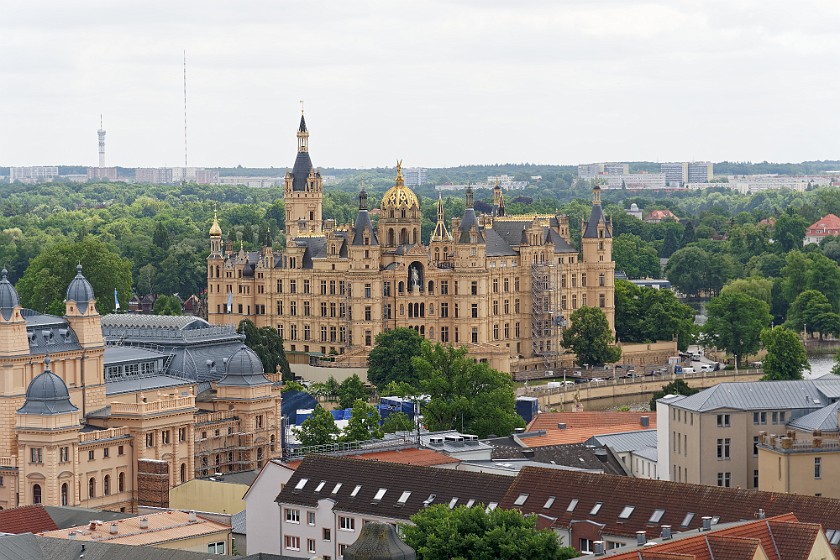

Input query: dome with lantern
[381,161,420,211]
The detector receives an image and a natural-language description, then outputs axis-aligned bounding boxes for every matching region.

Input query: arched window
[398,282,404,293]
[420,303,425,318]
[412,229,418,244]
[61,483,68,506]
[435,248,440,261]
[400,228,408,245]
[104,475,110,496]
[428,280,434,293]
[33,484,41,505]
[88,478,96,498]
[215,454,221,467]
[388,229,395,246]
[180,463,186,483]
[401,209,406,219]
[119,472,125,492]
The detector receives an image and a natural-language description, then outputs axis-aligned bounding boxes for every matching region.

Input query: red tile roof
[283,446,459,470]
[523,412,655,447]
[646,209,679,222]
[606,514,828,560]
[0,505,58,534]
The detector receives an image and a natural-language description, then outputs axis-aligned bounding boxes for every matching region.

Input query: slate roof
[18,362,78,415]
[489,219,577,254]
[490,442,628,475]
[105,374,193,396]
[588,430,658,453]
[103,346,167,364]
[0,505,58,534]
[788,401,840,433]
[22,309,82,354]
[276,455,511,520]
[0,268,19,321]
[290,150,315,192]
[667,378,840,413]
[484,229,518,257]
[583,200,611,239]
[65,264,95,313]
[501,466,840,545]
[231,510,247,534]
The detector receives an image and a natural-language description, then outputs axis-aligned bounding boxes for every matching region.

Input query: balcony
[110,395,196,416]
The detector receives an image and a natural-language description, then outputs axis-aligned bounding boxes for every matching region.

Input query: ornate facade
[0,266,282,511]
[207,115,615,373]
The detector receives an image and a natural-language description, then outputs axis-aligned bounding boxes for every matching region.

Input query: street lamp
[734,354,738,380]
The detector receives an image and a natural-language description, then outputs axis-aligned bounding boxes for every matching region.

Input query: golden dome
[381,160,420,210]
[209,208,222,237]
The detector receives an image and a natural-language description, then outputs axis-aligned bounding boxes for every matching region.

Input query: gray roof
[203,470,259,486]
[484,229,518,257]
[588,429,658,453]
[65,264,95,313]
[14,533,245,560]
[231,510,247,534]
[457,208,484,244]
[290,148,315,193]
[489,219,577,254]
[22,310,82,355]
[101,314,211,331]
[42,505,133,529]
[631,446,658,462]
[583,200,610,239]
[352,209,378,246]
[666,378,840,412]
[105,374,193,396]
[17,361,78,416]
[788,401,840,433]
[0,269,19,321]
[103,346,167,364]
[218,346,270,387]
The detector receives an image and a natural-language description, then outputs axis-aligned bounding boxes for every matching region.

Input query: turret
[581,183,612,263]
[284,110,323,239]
[352,182,378,247]
[209,205,222,256]
[430,193,451,242]
[64,264,104,348]
[0,268,29,356]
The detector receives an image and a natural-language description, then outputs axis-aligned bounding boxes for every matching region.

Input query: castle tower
[493,180,506,217]
[283,112,323,240]
[351,183,378,247]
[209,206,223,257]
[97,115,106,168]
[378,161,422,248]
[581,183,612,263]
[64,264,107,412]
[16,357,82,506]
[0,269,29,356]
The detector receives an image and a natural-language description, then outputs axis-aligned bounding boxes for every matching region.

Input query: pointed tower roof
[457,185,484,244]
[65,264,96,314]
[0,268,19,321]
[430,193,451,242]
[17,356,79,415]
[291,111,314,191]
[298,113,307,133]
[583,183,610,239]
[353,182,379,246]
[209,205,222,237]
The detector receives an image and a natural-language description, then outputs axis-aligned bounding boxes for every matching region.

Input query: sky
[1,1,839,169]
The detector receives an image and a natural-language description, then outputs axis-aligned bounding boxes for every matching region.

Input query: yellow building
[0,265,282,512]
[206,114,615,374]
[759,430,840,499]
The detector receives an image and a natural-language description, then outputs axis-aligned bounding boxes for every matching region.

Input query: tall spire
[430,192,451,242]
[359,179,368,211]
[297,102,309,153]
[465,184,474,209]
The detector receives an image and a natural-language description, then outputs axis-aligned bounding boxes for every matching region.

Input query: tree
[138,263,157,295]
[661,228,680,258]
[760,326,809,381]
[650,379,700,410]
[705,292,772,365]
[342,399,384,442]
[402,504,577,560]
[337,374,369,409]
[665,246,709,297]
[17,236,132,316]
[613,234,661,278]
[297,405,340,447]
[414,342,524,438]
[382,411,414,433]
[774,208,808,252]
[367,328,424,388]
[786,290,832,334]
[152,220,171,250]
[237,319,293,380]
[720,277,773,307]
[152,294,183,315]
[614,280,695,351]
[562,306,621,366]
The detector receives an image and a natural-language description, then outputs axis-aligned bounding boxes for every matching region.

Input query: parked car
[589,377,607,383]
[682,367,696,374]
[698,364,714,372]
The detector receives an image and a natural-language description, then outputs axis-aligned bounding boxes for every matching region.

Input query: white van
[682,367,696,374]
[698,364,713,372]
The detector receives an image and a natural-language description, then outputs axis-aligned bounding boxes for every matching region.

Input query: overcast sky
[1,1,838,168]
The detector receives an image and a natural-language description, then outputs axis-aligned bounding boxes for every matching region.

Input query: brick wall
[137,459,169,508]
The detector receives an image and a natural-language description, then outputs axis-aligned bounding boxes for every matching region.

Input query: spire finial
[44,353,51,368]
[396,160,403,183]
[300,99,304,114]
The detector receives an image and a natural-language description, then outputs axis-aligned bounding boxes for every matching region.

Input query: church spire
[431,192,451,242]
[465,184,474,209]
[297,103,309,153]
[359,179,368,211]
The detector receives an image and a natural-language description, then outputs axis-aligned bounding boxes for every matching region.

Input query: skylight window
[398,491,411,504]
[650,509,665,523]
[350,485,362,497]
[373,488,387,502]
[711,516,720,525]
[828,530,840,546]
[423,494,436,507]
[514,494,529,506]
[619,506,635,519]
[544,496,556,509]
[567,499,579,512]
[486,502,498,512]
[331,483,342,495]
[681,512,695,527]
[590,502,603,515]
[294,478,308,490]
[449,497,459,509]
[314,480,326,492]
[466,499,475,507]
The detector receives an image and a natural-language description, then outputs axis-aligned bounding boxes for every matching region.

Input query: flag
[114,288,120,310]
[227,290,233,313]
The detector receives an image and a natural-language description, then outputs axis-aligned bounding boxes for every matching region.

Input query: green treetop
[760,326,809,381]
[297,405,340,448]
[562,306,622,366]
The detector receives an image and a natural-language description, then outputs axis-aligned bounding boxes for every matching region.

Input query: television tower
[97,115,106,167]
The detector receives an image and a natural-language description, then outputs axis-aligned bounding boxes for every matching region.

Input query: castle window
[398,282,405,294]
[321,302,328,317]
[88,478,96,498]
[599,273,605,287]
[582,294,587,306]
[504,278,509,292]
[572,295,578,309]
[290,280,297,293]
[561,296,567,309]
[304,325,311,341]
[441,327,449,343]
[504,300,510,313]
[303,301,310,316]
[599,241,604,251]
[428,280,434,293]
[493,279,499,293]
[493,325,499,340]
[290,301,297,316]
[581,273,587,287]
[365,284,372,298]
[440,303,449,318]
[471,304,478,318]
[515,299,520,313]
[30,448,43,464]
[471,327,479,344]
[33,484,41,505]
[493,301,499,315]
[365,306,372,321]
[303,280,310,294]
[321,280,327,295]
[599,294,606,308]
[504,323,510,338]
[571,275,577,288]
[61,483,68,506]
[471,281,478,296]
[104,475,111,496]
[441,281,449,295]
[330,303,336,317]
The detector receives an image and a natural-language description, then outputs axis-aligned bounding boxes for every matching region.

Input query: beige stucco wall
[758,445,840,499]
[170,479,249,514]
[152,528,232,555]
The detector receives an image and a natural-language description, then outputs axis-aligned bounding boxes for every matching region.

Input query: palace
[0,266,282,511]
[206,114,615,374]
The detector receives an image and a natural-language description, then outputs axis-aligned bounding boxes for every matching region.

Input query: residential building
[586,430,658,479]
[805,214,840,245]
[661,162,713,186]
[270,455,512,559]
[40,510,232,555]
[501,465,840,555]
[626,203,643,220]
[601,513,836,560]
[600,173,666,190]
[656,378,840,489]
[578,163,628,180]
[521,412,656,447]
[213,176,283,188]
[402,167,427,186]
[206,114,616,375]
[86,167,118,181]
[644,209,679,223]
[487,440,629,476]
[0,265,283,511]
[9,166,58,183]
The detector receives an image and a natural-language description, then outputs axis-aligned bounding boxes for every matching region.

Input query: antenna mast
[183,50,188,169]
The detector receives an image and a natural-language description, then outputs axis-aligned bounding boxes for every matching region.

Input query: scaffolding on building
[531,262,562,373]
[193,411,277,477]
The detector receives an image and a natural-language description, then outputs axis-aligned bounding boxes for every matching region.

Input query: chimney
[640,416,650,427]
[757,509,765,519]
[522,449,535,459]
[88,522,96,531]
[109,523,118,535]
[557,423,567,430]
[701,516,712,531]
[140,517,149,529]
[636,531,646,546]
[593,541,606,556]
[188,510,198,523]
[661,525,672,540]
